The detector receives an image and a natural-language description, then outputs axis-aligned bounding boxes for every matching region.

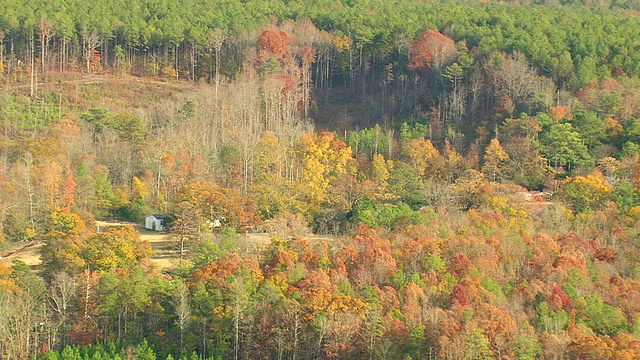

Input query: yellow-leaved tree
[250,131,299,219]
[482,138,509,182]
[560,170,612,213]
[294,132,352,217]
[401,138,446,180]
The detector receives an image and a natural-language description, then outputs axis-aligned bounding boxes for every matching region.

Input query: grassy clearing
[1,219,335,270]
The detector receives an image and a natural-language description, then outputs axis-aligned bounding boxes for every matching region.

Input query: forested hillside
[3,0,640,359]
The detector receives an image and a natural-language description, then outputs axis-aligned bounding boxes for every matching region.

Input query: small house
[145,214,166,231]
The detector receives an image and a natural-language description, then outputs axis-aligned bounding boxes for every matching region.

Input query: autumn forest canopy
[5,0,640,359]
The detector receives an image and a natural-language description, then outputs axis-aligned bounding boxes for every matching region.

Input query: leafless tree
[173,281,191,356]
[48,271,77,348]
[231,276,249,360]
[38,18,54,74]
[81,28,101,73]
[207,29,226,100]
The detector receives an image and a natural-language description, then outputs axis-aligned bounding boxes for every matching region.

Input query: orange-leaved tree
[409,30,456,72]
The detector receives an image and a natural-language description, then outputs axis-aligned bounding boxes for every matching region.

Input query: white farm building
[145,214,166,231]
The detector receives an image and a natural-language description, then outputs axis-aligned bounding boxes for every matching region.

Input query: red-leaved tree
[409,30,456,71]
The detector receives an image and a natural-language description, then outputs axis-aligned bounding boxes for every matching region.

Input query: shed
[145,214,166,231]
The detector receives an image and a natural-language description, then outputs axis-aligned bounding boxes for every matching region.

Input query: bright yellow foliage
[561,171,612,213]
[132,176,149,201]
[482,138,509,182]
[402,138,446,179]
[295,132,352,215]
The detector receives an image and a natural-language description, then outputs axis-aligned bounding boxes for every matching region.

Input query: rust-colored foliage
[475,303,518,354]
[68,270,101,346]
[612,333,640,359]
[401,282,426,329]
[60,176,76,213]
[379,285,401,314]
[566,322,614,359]
[605,117,624,138]
[191,254,263,294]
[450,253,471,279]
[258,29,292,59]
[552,250,586,277]
[89,50,102,73]
[350,225,397,286]
[301,45,317,65]
[550,284,572,310]
[451,283,469,307]
[593,247,618,262]
[175,180,259,229]
[548,106,572,122]
[409,30,456,71]
[297,268,335,314]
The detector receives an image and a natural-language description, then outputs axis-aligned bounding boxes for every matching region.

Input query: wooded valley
[3,0,640,359]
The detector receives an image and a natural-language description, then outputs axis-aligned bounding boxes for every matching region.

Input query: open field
[0,221,333,270]
[0,241,44,267]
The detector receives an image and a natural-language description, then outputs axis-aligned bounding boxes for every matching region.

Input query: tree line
[2,0,640,90]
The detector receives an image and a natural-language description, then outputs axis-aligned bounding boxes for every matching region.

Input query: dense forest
[3,0,640,359]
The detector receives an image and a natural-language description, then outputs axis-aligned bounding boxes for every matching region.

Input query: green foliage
[259,58,283,76]
[562,269,586,300]
[337,279,356,296]
[613,180,639,213]
[576,294,628,336]
[399,121,428,146]
[513,331,541,360]
[118,201,151,223]
[136,339,157,360]
[81,108,111,131]
[12,260,46,297]
[570,110,605,149]
[42,341,157,360]
[407,323,426,359]
[94,169,116,215]
[535,301,570,333]
[60,346,80,360]
[346,125,392,160]
[540,123,592,171]
[423,254,447,275]
[192,240,223,267]
[534,113,554,129]
[481,276,503,297]
[286,264,308,283]
[632,318,640,339]
[220,227,239,252]
[465,329,493,360]
[351,201,414,229]
[111,114,149,144]
[181,101,196,120]
[463,308,474,322]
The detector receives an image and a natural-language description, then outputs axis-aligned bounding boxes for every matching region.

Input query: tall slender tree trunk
[60,37,65,73]
[234,306,240,360]
[215,47,220,100]
[24,152,36,232]
[30,32,35,98]
[175,44,179,80]
[9,36,14,80]
[0,33,4,78]
[40,30,45,74]
[190,45,195,82]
